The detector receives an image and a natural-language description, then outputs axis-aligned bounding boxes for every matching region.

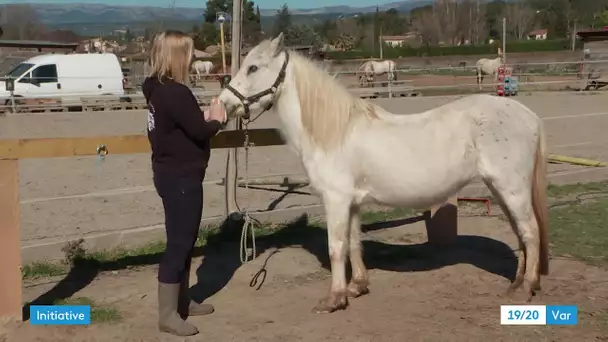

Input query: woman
[143,30,227,336]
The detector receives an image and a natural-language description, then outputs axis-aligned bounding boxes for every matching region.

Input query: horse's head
[219,33,289,120]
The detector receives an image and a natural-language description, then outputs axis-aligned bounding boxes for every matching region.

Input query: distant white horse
[358,59,397,86]
[191,60,214,81]
[219,33,549,314]
[476,56,503,89]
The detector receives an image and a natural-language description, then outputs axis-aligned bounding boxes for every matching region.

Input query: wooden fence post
[425,195,458,245]
[0,159,22,320]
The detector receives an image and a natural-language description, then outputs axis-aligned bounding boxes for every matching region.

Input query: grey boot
[158,283,199,336]
[179,272,214,317]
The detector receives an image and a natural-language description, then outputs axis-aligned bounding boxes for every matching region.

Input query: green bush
[325,39,583,60]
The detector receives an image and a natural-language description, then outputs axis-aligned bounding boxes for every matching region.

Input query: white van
[0,53,125,106]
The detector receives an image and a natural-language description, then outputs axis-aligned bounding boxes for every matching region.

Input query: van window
[6,63,34,79]
[32,64,58,84]
[18,72,32,84]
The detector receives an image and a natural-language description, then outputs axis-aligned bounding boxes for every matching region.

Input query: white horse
[358,59,397,87]
[219,33,549,313]
[191,60,214,81]
[476,56,503,89]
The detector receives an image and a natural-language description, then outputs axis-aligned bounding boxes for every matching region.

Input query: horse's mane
[288,51,379,150]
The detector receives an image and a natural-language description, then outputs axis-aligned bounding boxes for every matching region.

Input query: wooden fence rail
[0,127,457,320]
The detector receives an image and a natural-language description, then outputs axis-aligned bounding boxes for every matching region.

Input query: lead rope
[239,119,256,264]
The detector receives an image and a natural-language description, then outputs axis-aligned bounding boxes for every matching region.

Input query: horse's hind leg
[347,204,369,298]
[484,181,526,292]
[313,192,351,313]
[483,176,540,302]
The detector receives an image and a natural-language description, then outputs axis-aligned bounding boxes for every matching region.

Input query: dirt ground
[6,211,608,341]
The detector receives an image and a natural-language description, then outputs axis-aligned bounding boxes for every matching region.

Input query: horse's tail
[531,121,549,276]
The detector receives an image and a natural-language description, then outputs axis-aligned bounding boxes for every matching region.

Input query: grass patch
[547,180,608,198]
[361,207,415,225]
[549,197,608,267]
[21,262,67,280]
[54,297,122,324]
[85,240,167,263]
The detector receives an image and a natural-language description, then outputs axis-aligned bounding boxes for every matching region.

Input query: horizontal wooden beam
[0,128,286,159]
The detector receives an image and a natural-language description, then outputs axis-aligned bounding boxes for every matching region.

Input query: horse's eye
[247,65,258,74]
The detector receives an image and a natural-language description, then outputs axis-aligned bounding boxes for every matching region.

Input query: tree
[0,4,45,40]
[410,0,490,46]
[273,4,292,37]
[546,0,570,38]
[144,28,154,41]
[124,28,134,42]
[503,1,535,39]
[200,22,220,48]
[595,10,608,26]
[485,0,506,39]
[284,25,323,49]
[315,19,339,45]
[334,33,355,51]
[204,0,231,23]
[243,1,262,46]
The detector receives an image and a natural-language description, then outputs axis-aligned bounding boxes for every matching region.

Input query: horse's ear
[270,32,285,56]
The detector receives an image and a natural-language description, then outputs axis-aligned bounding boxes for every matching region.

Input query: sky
[0,0,394,10]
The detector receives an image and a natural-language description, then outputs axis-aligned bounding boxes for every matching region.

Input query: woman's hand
[205,97,227,123]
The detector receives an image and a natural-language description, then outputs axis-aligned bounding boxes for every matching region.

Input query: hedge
[326,39,583,60]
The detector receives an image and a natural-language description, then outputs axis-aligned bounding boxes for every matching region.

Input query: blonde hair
[148,30,194,84]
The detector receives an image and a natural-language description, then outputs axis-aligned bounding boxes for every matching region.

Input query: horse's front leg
[313,193,350,314]
[347,204,369,298]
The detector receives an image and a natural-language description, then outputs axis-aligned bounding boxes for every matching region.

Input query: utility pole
[502,17,507,64]
[224,0,243,219]
[572,20,577,51]
[379,26,383,59]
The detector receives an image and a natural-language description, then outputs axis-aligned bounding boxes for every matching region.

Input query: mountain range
[9,1,432,25]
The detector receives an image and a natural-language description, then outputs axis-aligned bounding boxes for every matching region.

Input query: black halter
[225,51,289,119]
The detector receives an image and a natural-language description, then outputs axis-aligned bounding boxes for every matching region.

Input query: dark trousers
[153,173,203,284]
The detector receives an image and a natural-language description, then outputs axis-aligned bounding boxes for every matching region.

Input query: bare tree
[459,0,486,45]
[0,4,45,40]
[432,0,459,45]
[411,0,490,46]
[502,1,535,40]
[411,9,441,45]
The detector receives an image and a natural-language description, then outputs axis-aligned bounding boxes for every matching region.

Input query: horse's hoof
[312,293,347,314]
[506,277,524,296]
[347,281,370,298]
[523,281,538,303]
